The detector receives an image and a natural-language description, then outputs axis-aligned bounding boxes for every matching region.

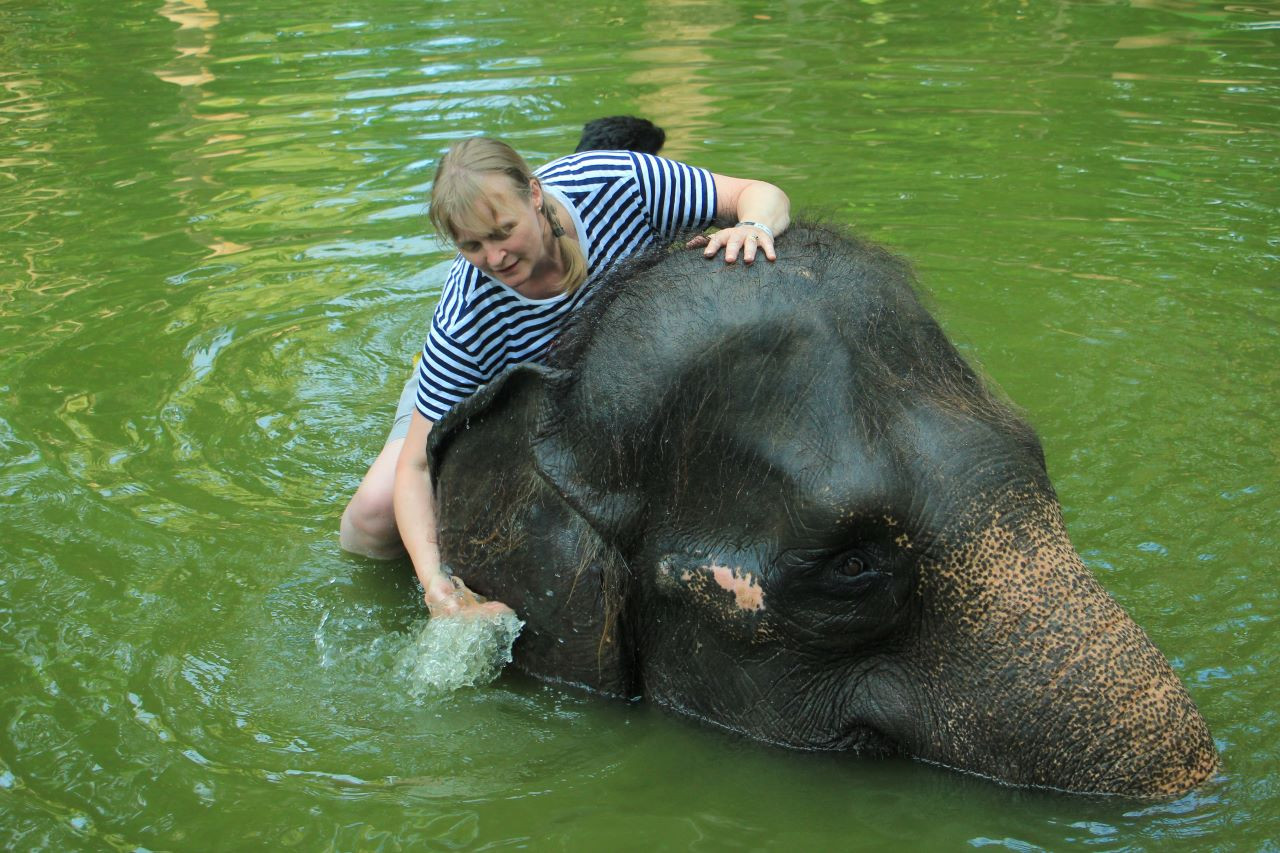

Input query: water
[1,0,1276,848]
[393,610,525,698]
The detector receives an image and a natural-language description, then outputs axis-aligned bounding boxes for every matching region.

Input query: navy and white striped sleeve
[415,318,487,422]
[628,152,718,237]
[414,262,490,422]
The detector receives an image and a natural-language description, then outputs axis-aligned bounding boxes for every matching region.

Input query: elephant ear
[428,363,634,697]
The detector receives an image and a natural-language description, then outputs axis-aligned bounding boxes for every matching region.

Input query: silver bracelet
[735,220,774,239]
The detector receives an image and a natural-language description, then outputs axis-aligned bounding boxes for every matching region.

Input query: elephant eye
[838,554,866,577]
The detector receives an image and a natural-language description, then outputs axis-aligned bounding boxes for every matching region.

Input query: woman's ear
[528,177,544,210]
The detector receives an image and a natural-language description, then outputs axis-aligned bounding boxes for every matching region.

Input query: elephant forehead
[711,389,907,516]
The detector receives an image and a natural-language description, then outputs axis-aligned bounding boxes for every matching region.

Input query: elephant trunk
[905,495,1217,797]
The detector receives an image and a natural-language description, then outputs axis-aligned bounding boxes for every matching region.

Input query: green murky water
[2,0,1276,848]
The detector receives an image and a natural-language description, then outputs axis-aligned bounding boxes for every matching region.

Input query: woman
[341,136,790,615]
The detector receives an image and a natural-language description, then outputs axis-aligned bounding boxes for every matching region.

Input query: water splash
[395,610,524,698]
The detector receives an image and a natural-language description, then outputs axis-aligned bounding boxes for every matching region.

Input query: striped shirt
[415,150,718,421]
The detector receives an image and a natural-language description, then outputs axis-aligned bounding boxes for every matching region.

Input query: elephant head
[428,224,1217,797]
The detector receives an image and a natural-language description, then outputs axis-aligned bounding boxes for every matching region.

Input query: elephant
[426,223,1218,798]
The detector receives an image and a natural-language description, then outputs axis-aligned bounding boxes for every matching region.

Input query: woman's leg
[340,436,406,559]
[340,372,418,559]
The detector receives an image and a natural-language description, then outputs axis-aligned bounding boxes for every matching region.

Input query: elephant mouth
[837,723,900,758]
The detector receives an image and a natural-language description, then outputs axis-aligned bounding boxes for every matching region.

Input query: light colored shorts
[386,371,419,444]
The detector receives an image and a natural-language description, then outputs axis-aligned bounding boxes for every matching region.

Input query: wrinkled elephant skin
[427,224,1217,797]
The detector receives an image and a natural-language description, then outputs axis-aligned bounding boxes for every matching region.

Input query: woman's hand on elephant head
[696,174,788,264]
[691,224,777,265]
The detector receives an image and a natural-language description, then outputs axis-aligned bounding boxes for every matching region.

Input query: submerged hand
[423,573,461,616]
[425,574,515,619]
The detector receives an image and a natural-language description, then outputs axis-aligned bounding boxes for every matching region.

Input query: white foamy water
[395,609,525,697]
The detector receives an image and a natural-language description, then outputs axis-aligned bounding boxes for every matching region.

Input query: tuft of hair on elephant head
[427,223,1218,798]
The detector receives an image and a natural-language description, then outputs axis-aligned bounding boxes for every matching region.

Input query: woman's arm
[393,410,462,614]
[700,174,791,264]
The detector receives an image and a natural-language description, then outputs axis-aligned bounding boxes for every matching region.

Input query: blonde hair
[429,137,588,294]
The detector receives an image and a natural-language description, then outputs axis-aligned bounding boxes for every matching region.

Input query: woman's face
[453,174,549,292]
